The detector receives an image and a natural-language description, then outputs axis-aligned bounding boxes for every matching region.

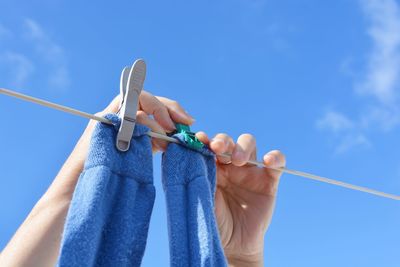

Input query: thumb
[102,95,122,114]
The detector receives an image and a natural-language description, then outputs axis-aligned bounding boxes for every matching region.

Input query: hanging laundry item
[57,114,155,267]
[162,132,227,267]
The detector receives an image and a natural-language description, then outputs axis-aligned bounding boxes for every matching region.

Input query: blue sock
[162,135,227,267]
[57,114,155,267]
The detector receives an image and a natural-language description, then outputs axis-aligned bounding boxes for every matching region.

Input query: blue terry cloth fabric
[162,134,227,267]
[57,114,155,267]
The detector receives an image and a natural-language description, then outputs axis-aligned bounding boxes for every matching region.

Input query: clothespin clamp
[118,66,131,112]
[116,59,146,152]
[172,123,204,150]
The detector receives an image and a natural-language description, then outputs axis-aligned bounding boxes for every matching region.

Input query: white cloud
[357,0,400,105]
[335,134,371,154]
[23,18,70,90]
[317,0,400,153]
[0,18,69,92]
[361,105,400,131]
[0,52,34,88]
[48,66,69,89]
[316,111,354,133]
[316,111,370,152]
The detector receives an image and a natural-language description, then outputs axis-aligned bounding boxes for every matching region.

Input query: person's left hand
[74,91,194,164]
[196,132,286,267]
[0,91,194,267]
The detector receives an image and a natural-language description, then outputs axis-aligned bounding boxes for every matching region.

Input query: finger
[139,91,176,132]
[82,95,123,158]
[157,96,195,125]
[136,111,169,152]
[94,95,122,118]
[103,94,122,113]
[195,131,209,145]
[263,150,286,168]
[89,95,121,131]
[232,134,256,167]
[263,150,286,178]
[209,133,235,164]
[250,146,257,161]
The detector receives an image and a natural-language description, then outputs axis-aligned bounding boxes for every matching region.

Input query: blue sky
[1,0,400,266]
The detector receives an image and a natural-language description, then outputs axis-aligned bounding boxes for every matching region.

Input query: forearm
[0,193,72,267]
[0,93,193,266]
[0,128,89,267]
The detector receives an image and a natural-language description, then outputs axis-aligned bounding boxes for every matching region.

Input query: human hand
[0,91,194,267]
[74,91,194,164]
[197,133,286,267]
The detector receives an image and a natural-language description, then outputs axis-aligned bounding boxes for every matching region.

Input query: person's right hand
[196,132,286,267]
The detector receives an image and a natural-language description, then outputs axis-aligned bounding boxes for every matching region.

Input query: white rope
[0,88,112,125]
[1,87,399,201]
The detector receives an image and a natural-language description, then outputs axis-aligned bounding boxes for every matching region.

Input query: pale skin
[0,91,285,267]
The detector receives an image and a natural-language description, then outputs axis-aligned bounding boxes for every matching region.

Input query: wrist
[225,250,264,267]
[226,255,263,267]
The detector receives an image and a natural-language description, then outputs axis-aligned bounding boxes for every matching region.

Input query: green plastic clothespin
[174,123,204,150]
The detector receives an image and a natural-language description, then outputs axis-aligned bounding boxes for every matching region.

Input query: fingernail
[167,121,176,132]
[264,154,275,166]
[186,115,195,124]
[165,128,176,134]
[210,138,225,150]
[183,110,195,122]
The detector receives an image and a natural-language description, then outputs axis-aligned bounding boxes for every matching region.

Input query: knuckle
[217,155,231,164]
[136,110,146,118]
[155,96,166,101]
[170,100,179,106]
[135,111,148,123]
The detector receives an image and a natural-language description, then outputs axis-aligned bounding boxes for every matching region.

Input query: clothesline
[1,87,399,201]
